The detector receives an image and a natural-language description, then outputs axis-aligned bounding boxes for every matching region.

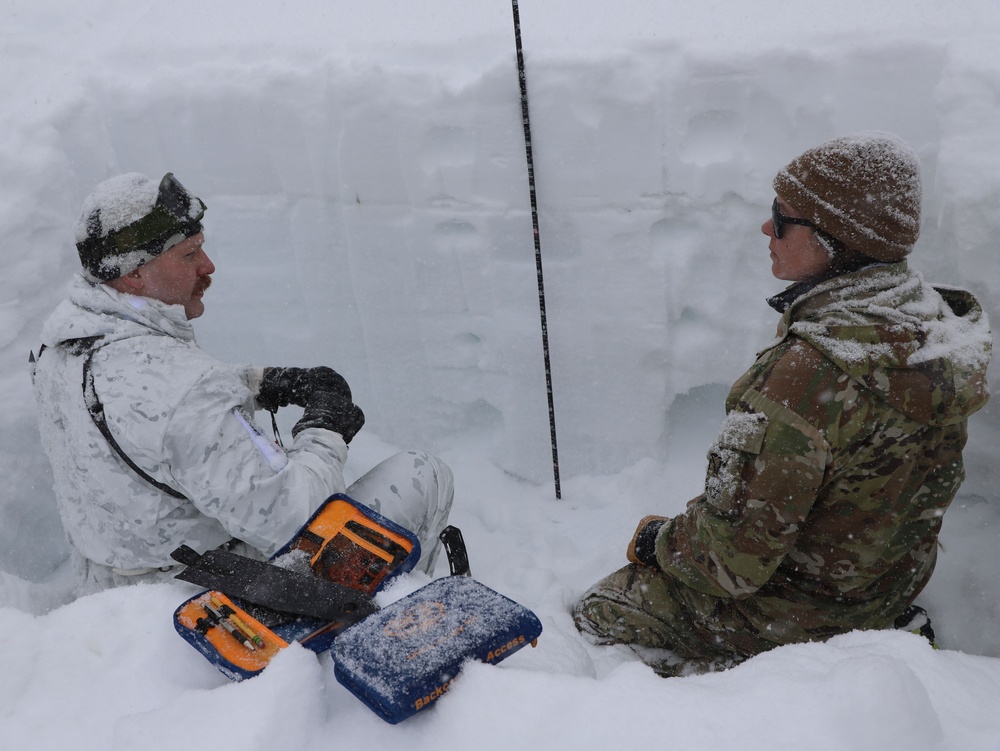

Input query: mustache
[195,276,212,295]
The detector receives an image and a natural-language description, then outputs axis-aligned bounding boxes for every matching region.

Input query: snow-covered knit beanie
[75,172,206,281]
[772,132,921,262]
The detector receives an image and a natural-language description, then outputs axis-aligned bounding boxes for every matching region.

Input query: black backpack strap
[76,337,188,500]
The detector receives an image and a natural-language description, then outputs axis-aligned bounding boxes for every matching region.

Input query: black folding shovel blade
[171,545,377,624]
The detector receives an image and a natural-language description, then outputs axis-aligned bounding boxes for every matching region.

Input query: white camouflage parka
[32,275,349,575]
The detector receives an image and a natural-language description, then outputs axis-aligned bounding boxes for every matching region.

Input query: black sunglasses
[771,198,816,240]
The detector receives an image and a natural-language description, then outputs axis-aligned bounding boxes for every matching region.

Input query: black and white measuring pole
[510,0,561,499]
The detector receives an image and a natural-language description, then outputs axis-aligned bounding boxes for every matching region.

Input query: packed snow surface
[2,1,1000,749]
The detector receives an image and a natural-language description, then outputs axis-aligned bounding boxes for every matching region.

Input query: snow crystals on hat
[75,173,158,246]
[773,131,922,262]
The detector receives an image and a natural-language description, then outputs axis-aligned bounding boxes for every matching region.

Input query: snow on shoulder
[790,265,991,371]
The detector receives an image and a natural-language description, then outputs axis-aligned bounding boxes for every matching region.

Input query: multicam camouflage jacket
[651,261,991,646]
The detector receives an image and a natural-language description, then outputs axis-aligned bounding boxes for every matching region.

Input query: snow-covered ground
[2,1,1000,749]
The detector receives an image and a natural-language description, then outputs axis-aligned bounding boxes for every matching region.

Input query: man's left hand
[257,366,352,411]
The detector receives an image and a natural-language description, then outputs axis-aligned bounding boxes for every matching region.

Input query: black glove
[292,389,365,443]
[257,366,352,412]
[626,516,668,567]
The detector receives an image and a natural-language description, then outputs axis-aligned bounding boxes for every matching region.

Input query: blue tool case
[333,576,543,723]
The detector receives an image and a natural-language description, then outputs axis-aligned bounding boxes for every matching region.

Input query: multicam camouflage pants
[573,562,774,677]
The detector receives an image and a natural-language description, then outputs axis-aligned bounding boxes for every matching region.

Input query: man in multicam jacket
[574,132,992,676]
[33,173,453,596]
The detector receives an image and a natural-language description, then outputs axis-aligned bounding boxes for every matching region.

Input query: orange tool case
[173,494,419,680]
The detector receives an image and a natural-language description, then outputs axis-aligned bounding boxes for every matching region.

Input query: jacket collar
[42,273,197,347]
[766,261,893,314]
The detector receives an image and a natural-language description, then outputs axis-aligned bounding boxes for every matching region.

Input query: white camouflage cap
[75,172,206,281]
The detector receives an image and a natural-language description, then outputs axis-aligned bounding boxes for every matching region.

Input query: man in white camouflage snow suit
[573,132,992,676]
[33,172,453,596]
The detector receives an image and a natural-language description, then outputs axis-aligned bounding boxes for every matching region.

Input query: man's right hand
[627,515,670,567]
[257,366,352,412]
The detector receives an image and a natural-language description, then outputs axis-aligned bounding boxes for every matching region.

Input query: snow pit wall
[3,39,1000,578]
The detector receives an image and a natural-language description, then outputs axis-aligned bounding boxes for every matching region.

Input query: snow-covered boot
[894,604,937,647]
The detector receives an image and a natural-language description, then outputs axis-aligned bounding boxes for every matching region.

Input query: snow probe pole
[511,0,561,499]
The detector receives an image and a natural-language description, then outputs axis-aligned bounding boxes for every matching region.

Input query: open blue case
[173,494,420,680]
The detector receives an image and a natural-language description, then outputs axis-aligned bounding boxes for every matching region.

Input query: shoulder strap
[78,337,188,500]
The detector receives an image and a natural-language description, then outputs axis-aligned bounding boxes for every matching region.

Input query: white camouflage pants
[75,449,454,595]
[342,449,454,575]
